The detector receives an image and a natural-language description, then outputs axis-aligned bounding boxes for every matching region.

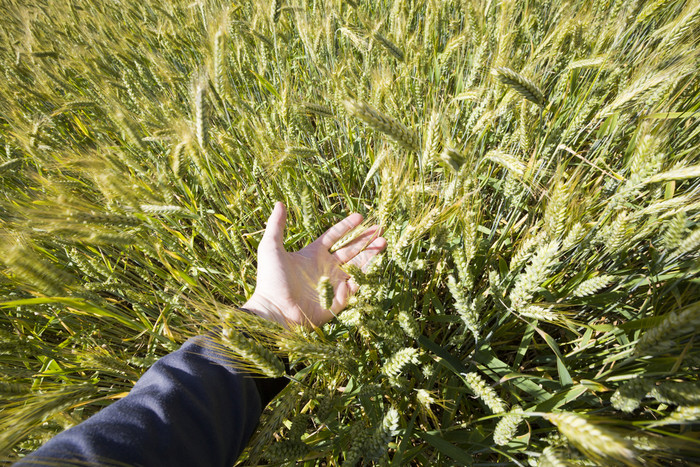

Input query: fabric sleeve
[16,335,288,467]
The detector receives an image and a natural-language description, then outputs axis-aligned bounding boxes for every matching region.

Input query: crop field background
[0,0,699,465]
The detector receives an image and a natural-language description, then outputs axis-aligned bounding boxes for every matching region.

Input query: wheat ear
[494,67,547,107]
[546,412,637,465]
[343,99,420,153]
[494,405,524,445]
[373,32,404,61]
[270,0,281,23]
[462,372,507,413]
[633,301,700,356]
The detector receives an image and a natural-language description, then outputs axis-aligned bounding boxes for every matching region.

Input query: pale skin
[243,202,387,328]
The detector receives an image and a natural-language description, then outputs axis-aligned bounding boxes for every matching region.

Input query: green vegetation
[1,0,699,464]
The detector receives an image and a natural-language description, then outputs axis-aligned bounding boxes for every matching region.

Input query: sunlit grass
[0,0,699,464]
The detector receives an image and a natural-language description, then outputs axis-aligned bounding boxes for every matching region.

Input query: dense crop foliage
[1,0,699,464]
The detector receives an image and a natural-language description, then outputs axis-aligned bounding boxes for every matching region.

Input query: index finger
[315,213,364,249]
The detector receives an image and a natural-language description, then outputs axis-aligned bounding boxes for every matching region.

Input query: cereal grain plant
[0,0,699,465]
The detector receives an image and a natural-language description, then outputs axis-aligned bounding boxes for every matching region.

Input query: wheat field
[0,0,699,465]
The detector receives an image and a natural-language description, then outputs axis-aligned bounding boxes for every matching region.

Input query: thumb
[260,201,287,249]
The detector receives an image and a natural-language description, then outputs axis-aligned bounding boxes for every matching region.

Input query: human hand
[243,202,386,328]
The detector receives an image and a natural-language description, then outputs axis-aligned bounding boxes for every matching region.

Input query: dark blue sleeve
[17,335,286,467]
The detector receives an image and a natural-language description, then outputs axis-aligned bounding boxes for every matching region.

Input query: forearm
[18,335,285,467]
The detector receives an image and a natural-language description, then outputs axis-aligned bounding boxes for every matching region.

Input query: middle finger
[332,225,385,264]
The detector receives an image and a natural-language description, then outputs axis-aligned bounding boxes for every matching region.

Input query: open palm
[243,202,386,328]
